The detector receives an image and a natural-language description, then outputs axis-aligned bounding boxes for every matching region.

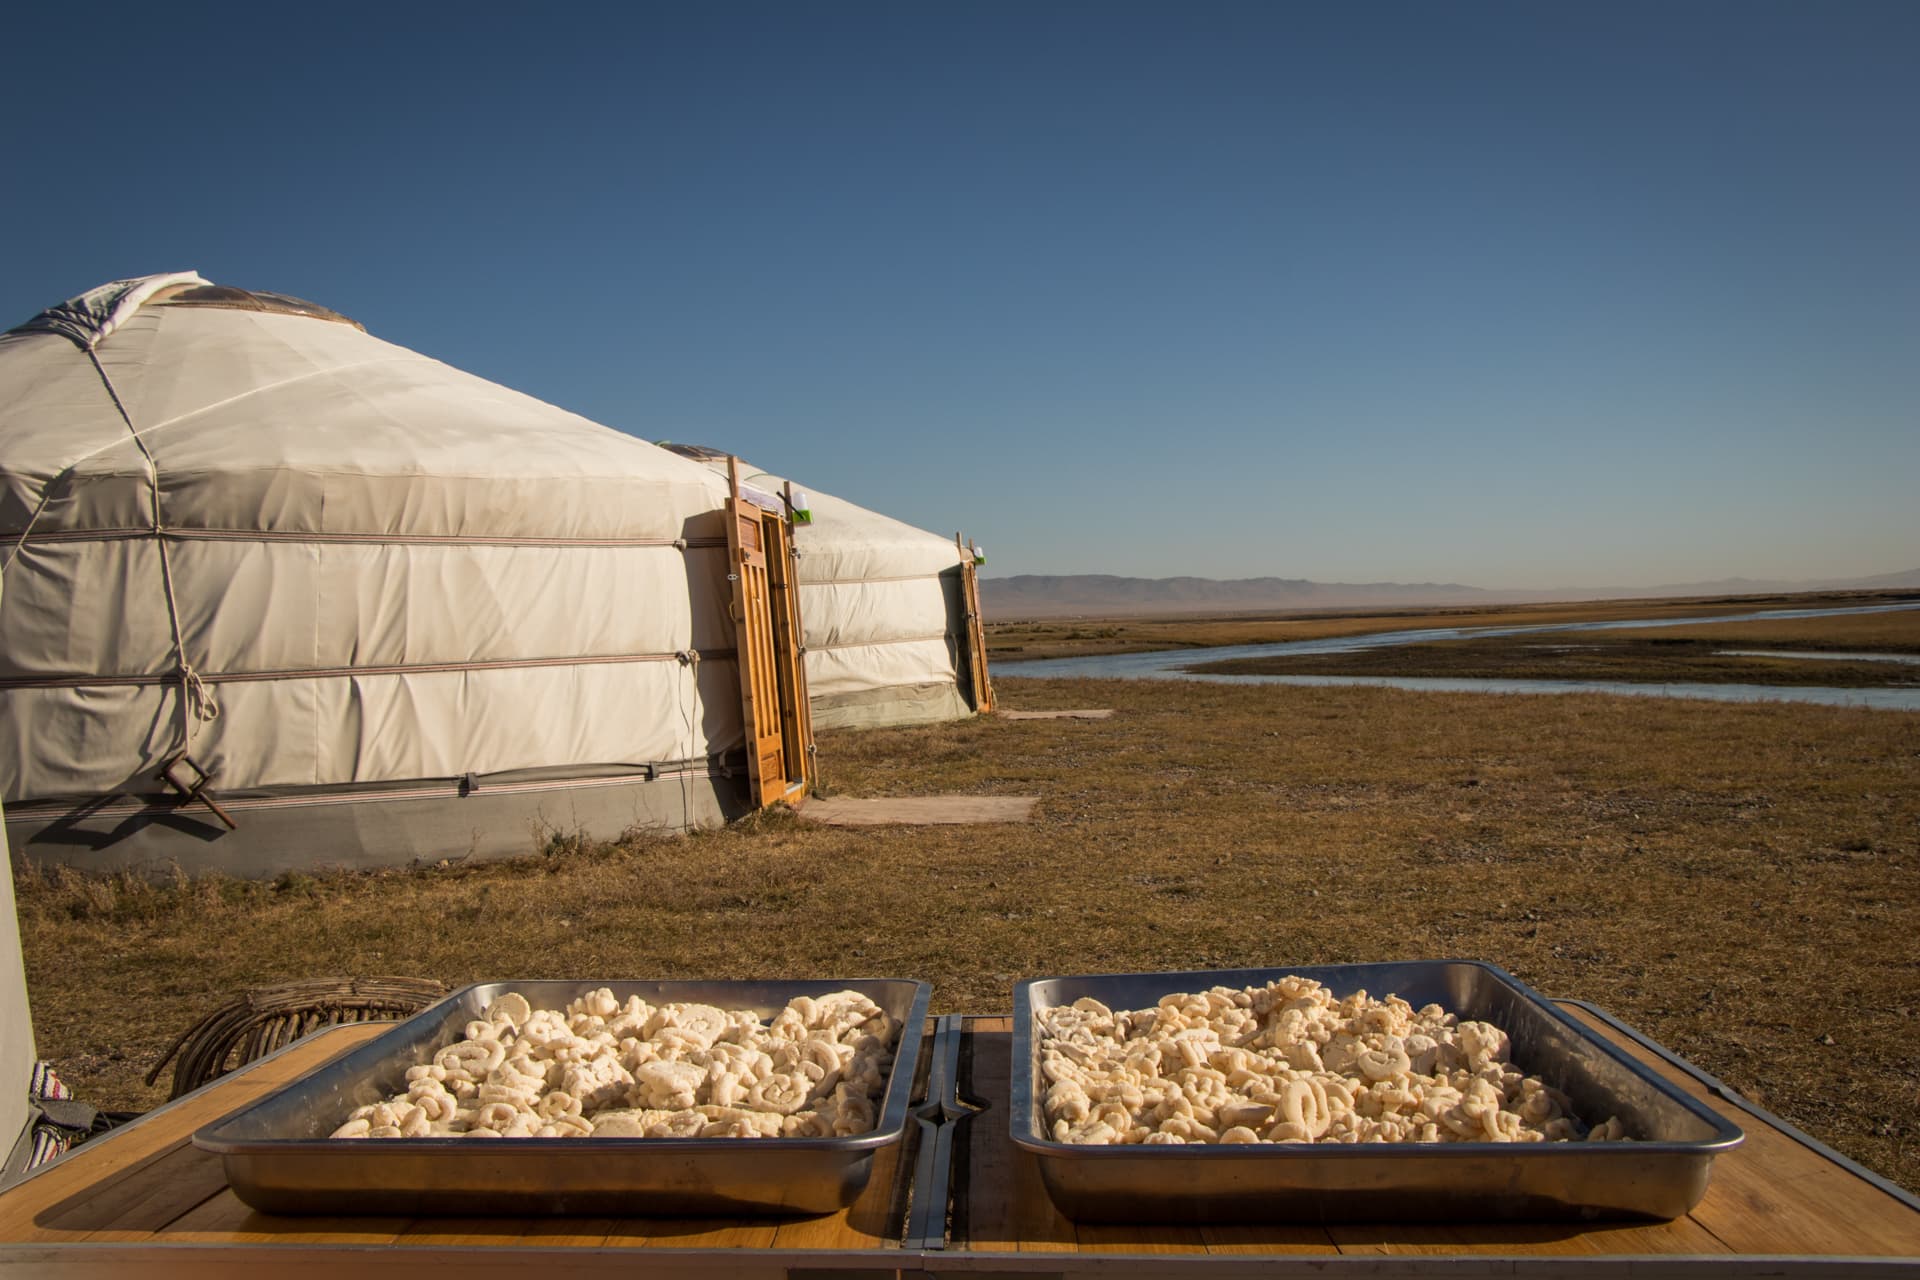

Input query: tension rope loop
[87,348,222,748]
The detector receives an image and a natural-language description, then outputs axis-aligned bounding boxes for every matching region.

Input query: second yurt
[661,447,991,730]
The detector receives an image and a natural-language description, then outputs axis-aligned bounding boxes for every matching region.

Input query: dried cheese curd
[1037,976,1627,1145]
[330,988,898,1140]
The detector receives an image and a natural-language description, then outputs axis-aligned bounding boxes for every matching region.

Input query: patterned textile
[27,1062,83,1169]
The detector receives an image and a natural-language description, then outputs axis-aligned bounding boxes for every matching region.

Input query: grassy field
[987,589,1920,661]
[1192,606,1920,686]
[1607,607,1920,651]
[15,665,1920,1193]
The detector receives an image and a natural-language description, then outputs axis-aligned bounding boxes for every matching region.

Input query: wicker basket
[147,976,448,1100]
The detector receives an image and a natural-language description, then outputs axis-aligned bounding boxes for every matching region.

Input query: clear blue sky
[5,2,1915,589]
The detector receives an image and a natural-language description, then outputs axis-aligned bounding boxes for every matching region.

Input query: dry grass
[16,673,1920,1194]
[1193,608,1920,687]
[1609,608,1920,651]
[987,590,1919,661]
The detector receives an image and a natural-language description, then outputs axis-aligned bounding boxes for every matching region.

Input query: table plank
[1075,1222,1210,1254]
[397,1217,538,1246]
[158,1190,404,1245]
[4,1144,217,1243]
[1561,1007,1920,1257]
[515,1217,616,1248]
[62,1146,230,1243]
[601,1219,779,1249]
[767,1130,912,1250]
[956,1022,1077,1253]
[1686,1123,1920,1257]
[1327,1218,1731,1257]
[1198,1224,1346,1256]
[0,1025,383,1243]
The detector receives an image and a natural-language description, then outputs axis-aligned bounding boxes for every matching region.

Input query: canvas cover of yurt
[661,446,985,730]
[0,801,36,1176]
[0,274,755,877]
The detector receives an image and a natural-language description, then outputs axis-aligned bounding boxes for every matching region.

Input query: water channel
[993,601,1920,711]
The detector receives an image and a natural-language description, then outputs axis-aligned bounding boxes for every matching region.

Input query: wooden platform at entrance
[799,796,1038,825]
[1,1007,1915,1277]
[996,708,1115,720]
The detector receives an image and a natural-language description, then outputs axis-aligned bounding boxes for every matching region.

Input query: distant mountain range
[979,568,1920,620]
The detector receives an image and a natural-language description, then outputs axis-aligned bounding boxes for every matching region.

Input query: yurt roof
[1,274,732,546]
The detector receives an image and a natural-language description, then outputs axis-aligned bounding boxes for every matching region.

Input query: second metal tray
[1013,962,1743,1223]
[196,977,931,1216]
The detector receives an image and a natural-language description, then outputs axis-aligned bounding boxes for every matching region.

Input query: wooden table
[1,1005,1916,1277]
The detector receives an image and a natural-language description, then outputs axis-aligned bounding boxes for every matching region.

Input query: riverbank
[16,675,1920,1194]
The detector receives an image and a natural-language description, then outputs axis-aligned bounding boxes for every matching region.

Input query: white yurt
[660,447,988,730]
[0,274,757,877]
[0,802,36,1176]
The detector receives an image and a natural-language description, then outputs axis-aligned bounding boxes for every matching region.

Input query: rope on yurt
[0,487,63,575]
[799,572,951,587]
[806,631,957,652]
[85,350,223,753]
[675,648,702,827]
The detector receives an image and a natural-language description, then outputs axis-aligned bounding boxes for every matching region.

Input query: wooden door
[766,495,815,788]
[726,459,812,808]
[956,534,994,713]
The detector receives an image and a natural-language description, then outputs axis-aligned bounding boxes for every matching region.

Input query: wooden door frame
[955,532,993,714]
[724,458,813,809]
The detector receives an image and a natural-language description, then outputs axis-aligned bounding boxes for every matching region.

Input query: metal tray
[196,977,930,1216]
[1012,962,1743,1223]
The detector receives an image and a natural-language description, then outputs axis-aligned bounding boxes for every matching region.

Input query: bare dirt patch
[799,795,1038,825]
